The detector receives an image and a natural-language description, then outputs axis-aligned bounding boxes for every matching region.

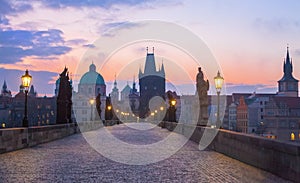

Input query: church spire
[2,80,7,90]
[29,85,37,97]
[131,75,137,94]
[161,59,165,75]
[138,64,143,79]
[284,46,293,75]
[114,74,117,87]
[286,46,290,63]
[1,80,11,97]
[112,74,118,92]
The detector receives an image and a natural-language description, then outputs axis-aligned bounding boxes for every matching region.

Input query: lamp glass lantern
[89,98,95,105]
[214,71,224,92]
[22,70,32,90]
[170,99,176,106]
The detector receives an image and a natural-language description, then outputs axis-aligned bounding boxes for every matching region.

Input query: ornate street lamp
[21,69,32,127]
[214,71,224,128]
[169,99,177,122]
[105,95,113,121]
[105,104,112,120]
[89,98,95,121]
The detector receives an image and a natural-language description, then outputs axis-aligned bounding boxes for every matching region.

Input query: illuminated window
[290,133,295,141]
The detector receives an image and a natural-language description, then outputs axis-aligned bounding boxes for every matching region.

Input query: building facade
[236,96,248,133]
[0,80,57,128]
[263,97,300,141]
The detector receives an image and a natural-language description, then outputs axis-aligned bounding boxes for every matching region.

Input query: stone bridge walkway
[0,123,290,182]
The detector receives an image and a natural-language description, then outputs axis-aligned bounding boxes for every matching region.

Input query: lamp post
[89,98,95,121]
[21,69,32,127]
[214,71,224,128]
[106,105,112,120]
[159,106,164,121]
[169,99,177,122]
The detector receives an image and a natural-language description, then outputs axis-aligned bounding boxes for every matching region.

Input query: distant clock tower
[277,47,298,97]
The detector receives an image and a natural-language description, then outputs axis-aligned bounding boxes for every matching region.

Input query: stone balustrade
[0,120,121,154]
[159,121,300,182]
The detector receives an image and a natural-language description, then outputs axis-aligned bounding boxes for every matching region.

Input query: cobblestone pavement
[0,123,291,183]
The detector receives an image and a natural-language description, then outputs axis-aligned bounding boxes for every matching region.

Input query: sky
[1,0,300,96]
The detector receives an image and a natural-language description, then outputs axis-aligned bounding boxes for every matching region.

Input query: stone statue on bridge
[56,67,72,124]
[196,67,209,126]
[96,93,102,120]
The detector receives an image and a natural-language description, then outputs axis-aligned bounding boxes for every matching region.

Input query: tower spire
[2,80,7,90]
[286,45,290,64]
[161,59,165,75]
[132,75,137,93]
[114,73,117,87]
[284,45,293,74]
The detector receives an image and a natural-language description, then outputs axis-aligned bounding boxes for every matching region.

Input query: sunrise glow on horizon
[1,0,300,96]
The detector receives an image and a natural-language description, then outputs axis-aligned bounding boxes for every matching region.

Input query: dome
[79,63,105,85]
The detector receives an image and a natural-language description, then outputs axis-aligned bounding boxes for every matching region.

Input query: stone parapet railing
[0,120,120,154]
[159,121,300,182]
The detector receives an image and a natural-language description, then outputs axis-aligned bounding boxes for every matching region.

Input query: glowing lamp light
[291,133,295,141]
[107,105,112,110]
[160,106,164,111]
[214,71,224,92]
[171,100,176,106]
[21,70,32,90]
[89,98,95,105]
